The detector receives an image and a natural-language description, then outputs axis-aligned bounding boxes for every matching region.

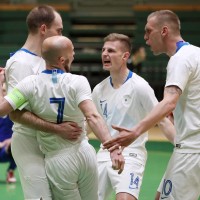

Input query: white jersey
[5,49,45,136]
[5,69,90,154]
[166,44,200,153]
[92,71,158,162]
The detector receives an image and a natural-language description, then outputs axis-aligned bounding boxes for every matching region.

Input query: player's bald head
[42,35,73,66]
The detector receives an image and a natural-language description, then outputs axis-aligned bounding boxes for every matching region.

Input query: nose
[144,33,148,41]
[102,49,109,56]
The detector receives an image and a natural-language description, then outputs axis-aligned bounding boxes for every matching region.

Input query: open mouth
[103,60,111,65]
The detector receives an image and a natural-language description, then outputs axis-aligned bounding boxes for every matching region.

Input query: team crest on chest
[122,94,132,107]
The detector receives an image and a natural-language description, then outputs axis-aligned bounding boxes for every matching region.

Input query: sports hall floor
[0,127,199,200]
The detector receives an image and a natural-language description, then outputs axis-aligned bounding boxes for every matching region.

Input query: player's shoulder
[175,44,200,57]
[93,76,110,92]
[171,44,200,66]
[21,74,37,83]
[62,73,89,84]
[6,51,32,69]
[129,72,149,86]
[128,72,154,94]
[64,73,88,80]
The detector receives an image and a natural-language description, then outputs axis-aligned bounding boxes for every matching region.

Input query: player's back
[17,69,91,153]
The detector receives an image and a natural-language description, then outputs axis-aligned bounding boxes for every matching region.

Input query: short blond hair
[104,33,132,53]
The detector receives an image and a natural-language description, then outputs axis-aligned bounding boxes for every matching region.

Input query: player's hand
[167,112,174,124]
[0,139,11,148]
[110,148,125,174]
[0,67,5,85]
[0,142,4,148]
[103,125,138,151]
[56,121,82,140]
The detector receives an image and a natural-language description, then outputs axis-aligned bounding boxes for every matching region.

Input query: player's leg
[6,145,17,183]
[155,192,161,200]
[44,146,83,200]
[0,145,17,183]
[97,161,113,200]
[159,152,200,200]
[108,158,146,200]
[6,144,17,171]
[11,133,52,200]
[0,146,11,163]
[117,193,137,200]
[45,142,98,200]
[155,174,165,200]
[78,143,99,200]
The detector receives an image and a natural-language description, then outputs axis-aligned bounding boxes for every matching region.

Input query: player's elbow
[9,111,18,122]
[163,99,176,116]
[85,112,101,126]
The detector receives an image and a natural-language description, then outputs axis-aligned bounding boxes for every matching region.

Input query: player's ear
[40,24,47,35]
[122,52,130,60]
[59,56,65,63]
[161,26,168,37]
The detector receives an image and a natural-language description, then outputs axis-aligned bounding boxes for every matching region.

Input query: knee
[155,191,160,200]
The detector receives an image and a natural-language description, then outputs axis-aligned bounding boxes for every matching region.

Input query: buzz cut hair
[148,10,181,34]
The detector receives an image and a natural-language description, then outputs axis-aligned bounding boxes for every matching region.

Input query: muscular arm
[1,69,82,139]
[158,117,176,144]
[79,99,112,142]
[104,86,181,149]
[9,109,82,140]
[134,86,181,136]
[79,99,125,173]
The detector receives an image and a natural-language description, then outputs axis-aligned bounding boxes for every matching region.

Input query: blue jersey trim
[110,70,133,87]
[42,69,65,74]
[42,69,65,84]
[176,41,189,52]
[10,48,38,57]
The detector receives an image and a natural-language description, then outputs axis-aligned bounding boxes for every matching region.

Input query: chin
[103,65,111,71]
[153,51,162,56]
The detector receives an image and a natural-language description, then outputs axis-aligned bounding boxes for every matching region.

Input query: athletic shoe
[6,170,16,183]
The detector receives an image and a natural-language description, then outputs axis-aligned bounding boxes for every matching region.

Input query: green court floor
[0,141,198,200]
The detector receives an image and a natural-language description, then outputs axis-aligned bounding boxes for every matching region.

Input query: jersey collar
[10,48,38,57]
[110,70,133,87]
[42,69,65,74]
[176,41,189,52]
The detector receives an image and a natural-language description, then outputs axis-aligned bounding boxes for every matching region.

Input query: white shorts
[98,158,145,200]
[45,140,98,200]
[157,151,200,200]
[11,132,52,200]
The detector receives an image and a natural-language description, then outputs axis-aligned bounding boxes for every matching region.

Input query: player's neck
[110,68,129,89]
[22,34,43,57]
